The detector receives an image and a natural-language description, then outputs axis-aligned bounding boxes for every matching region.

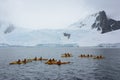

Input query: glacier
[0,11,120,47]
[1,26,120,47]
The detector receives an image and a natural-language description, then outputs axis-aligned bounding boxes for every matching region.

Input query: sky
[0,0,120,29]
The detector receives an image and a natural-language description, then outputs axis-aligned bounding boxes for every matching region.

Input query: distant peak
[99,10,106,14]
[98,10,107,18]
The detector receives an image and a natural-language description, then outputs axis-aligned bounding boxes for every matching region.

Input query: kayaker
[39,57,42,60]
[34,57,37,61]
[67,53,71,57]
[83,54,85,57]
[90,54,93,57]
[99,55,103,58]
[52,58,55,61]
[64,53,67,57]
[57,60,61,65]
[23,59,27,63]
[48,59,52,62]
[80,54,83,57]
[87,54,89,57]
[96,56,99,59]
[17,59,21,64]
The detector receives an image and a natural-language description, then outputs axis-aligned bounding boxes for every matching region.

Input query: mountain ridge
[71,11,120,33]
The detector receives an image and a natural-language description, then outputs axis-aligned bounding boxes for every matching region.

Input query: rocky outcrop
[92,11,120,33]
[4,24,15,34]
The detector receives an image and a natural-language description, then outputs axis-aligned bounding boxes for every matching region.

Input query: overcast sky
[0,0,120,29]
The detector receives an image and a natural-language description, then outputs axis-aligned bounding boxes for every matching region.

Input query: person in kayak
[90,54,93,57]
[82,54,85,57]
[17,59,21,64]
[39,57,42,60]
[23,58,27,63]
[99,55,104,58]
[96,56,100,59]
[48,59,52,62]
[67,53,71,57]
[57,60,61,65]
[80,54,83,57]
[52,58,55,62]
[64,53,67,57]
[87,54,89,57]
[34,57,37,61]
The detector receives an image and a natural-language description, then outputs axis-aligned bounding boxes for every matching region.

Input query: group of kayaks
[61,53,104,59]
[9,53,105,65]
[9,57,70,65]
[79,54,104,59]
[9,57,48,65]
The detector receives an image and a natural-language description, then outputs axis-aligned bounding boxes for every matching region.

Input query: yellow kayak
[45,61,70,65]
[45,62,56,65]
[61,53,73,57]
[45,60,57,64]
[55,62,70,65]
[9,61,24,65]
[93,56,104,59]
[9,59,32,65]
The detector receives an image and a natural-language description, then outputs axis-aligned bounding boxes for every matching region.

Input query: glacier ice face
[0,11,120,46]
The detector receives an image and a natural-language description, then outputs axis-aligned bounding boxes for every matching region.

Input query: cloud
[0,0,92,29]
[83,0,120,20]
[0,0,120,29]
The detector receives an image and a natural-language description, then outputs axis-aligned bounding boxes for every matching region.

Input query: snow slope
[68,11,120,46]
[75,29,120,46]
[0,11,120,46]
[0,24,120,46]
[70,13,99,30]
[0,23,77,46]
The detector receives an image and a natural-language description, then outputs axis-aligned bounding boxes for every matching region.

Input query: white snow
[68,12,120,47]
[0,24,120,47]
[0,11,120,47]
[70,13,99,30]
[76,29,120,46]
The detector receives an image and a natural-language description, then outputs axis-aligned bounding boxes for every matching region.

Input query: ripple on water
[0,47,120,80]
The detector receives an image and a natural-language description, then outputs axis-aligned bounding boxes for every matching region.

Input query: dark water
[0,47,120,80]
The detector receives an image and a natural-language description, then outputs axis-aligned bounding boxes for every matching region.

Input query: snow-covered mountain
[70,11,120,33]
[0,11,120,47]
[68,11,120,46]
